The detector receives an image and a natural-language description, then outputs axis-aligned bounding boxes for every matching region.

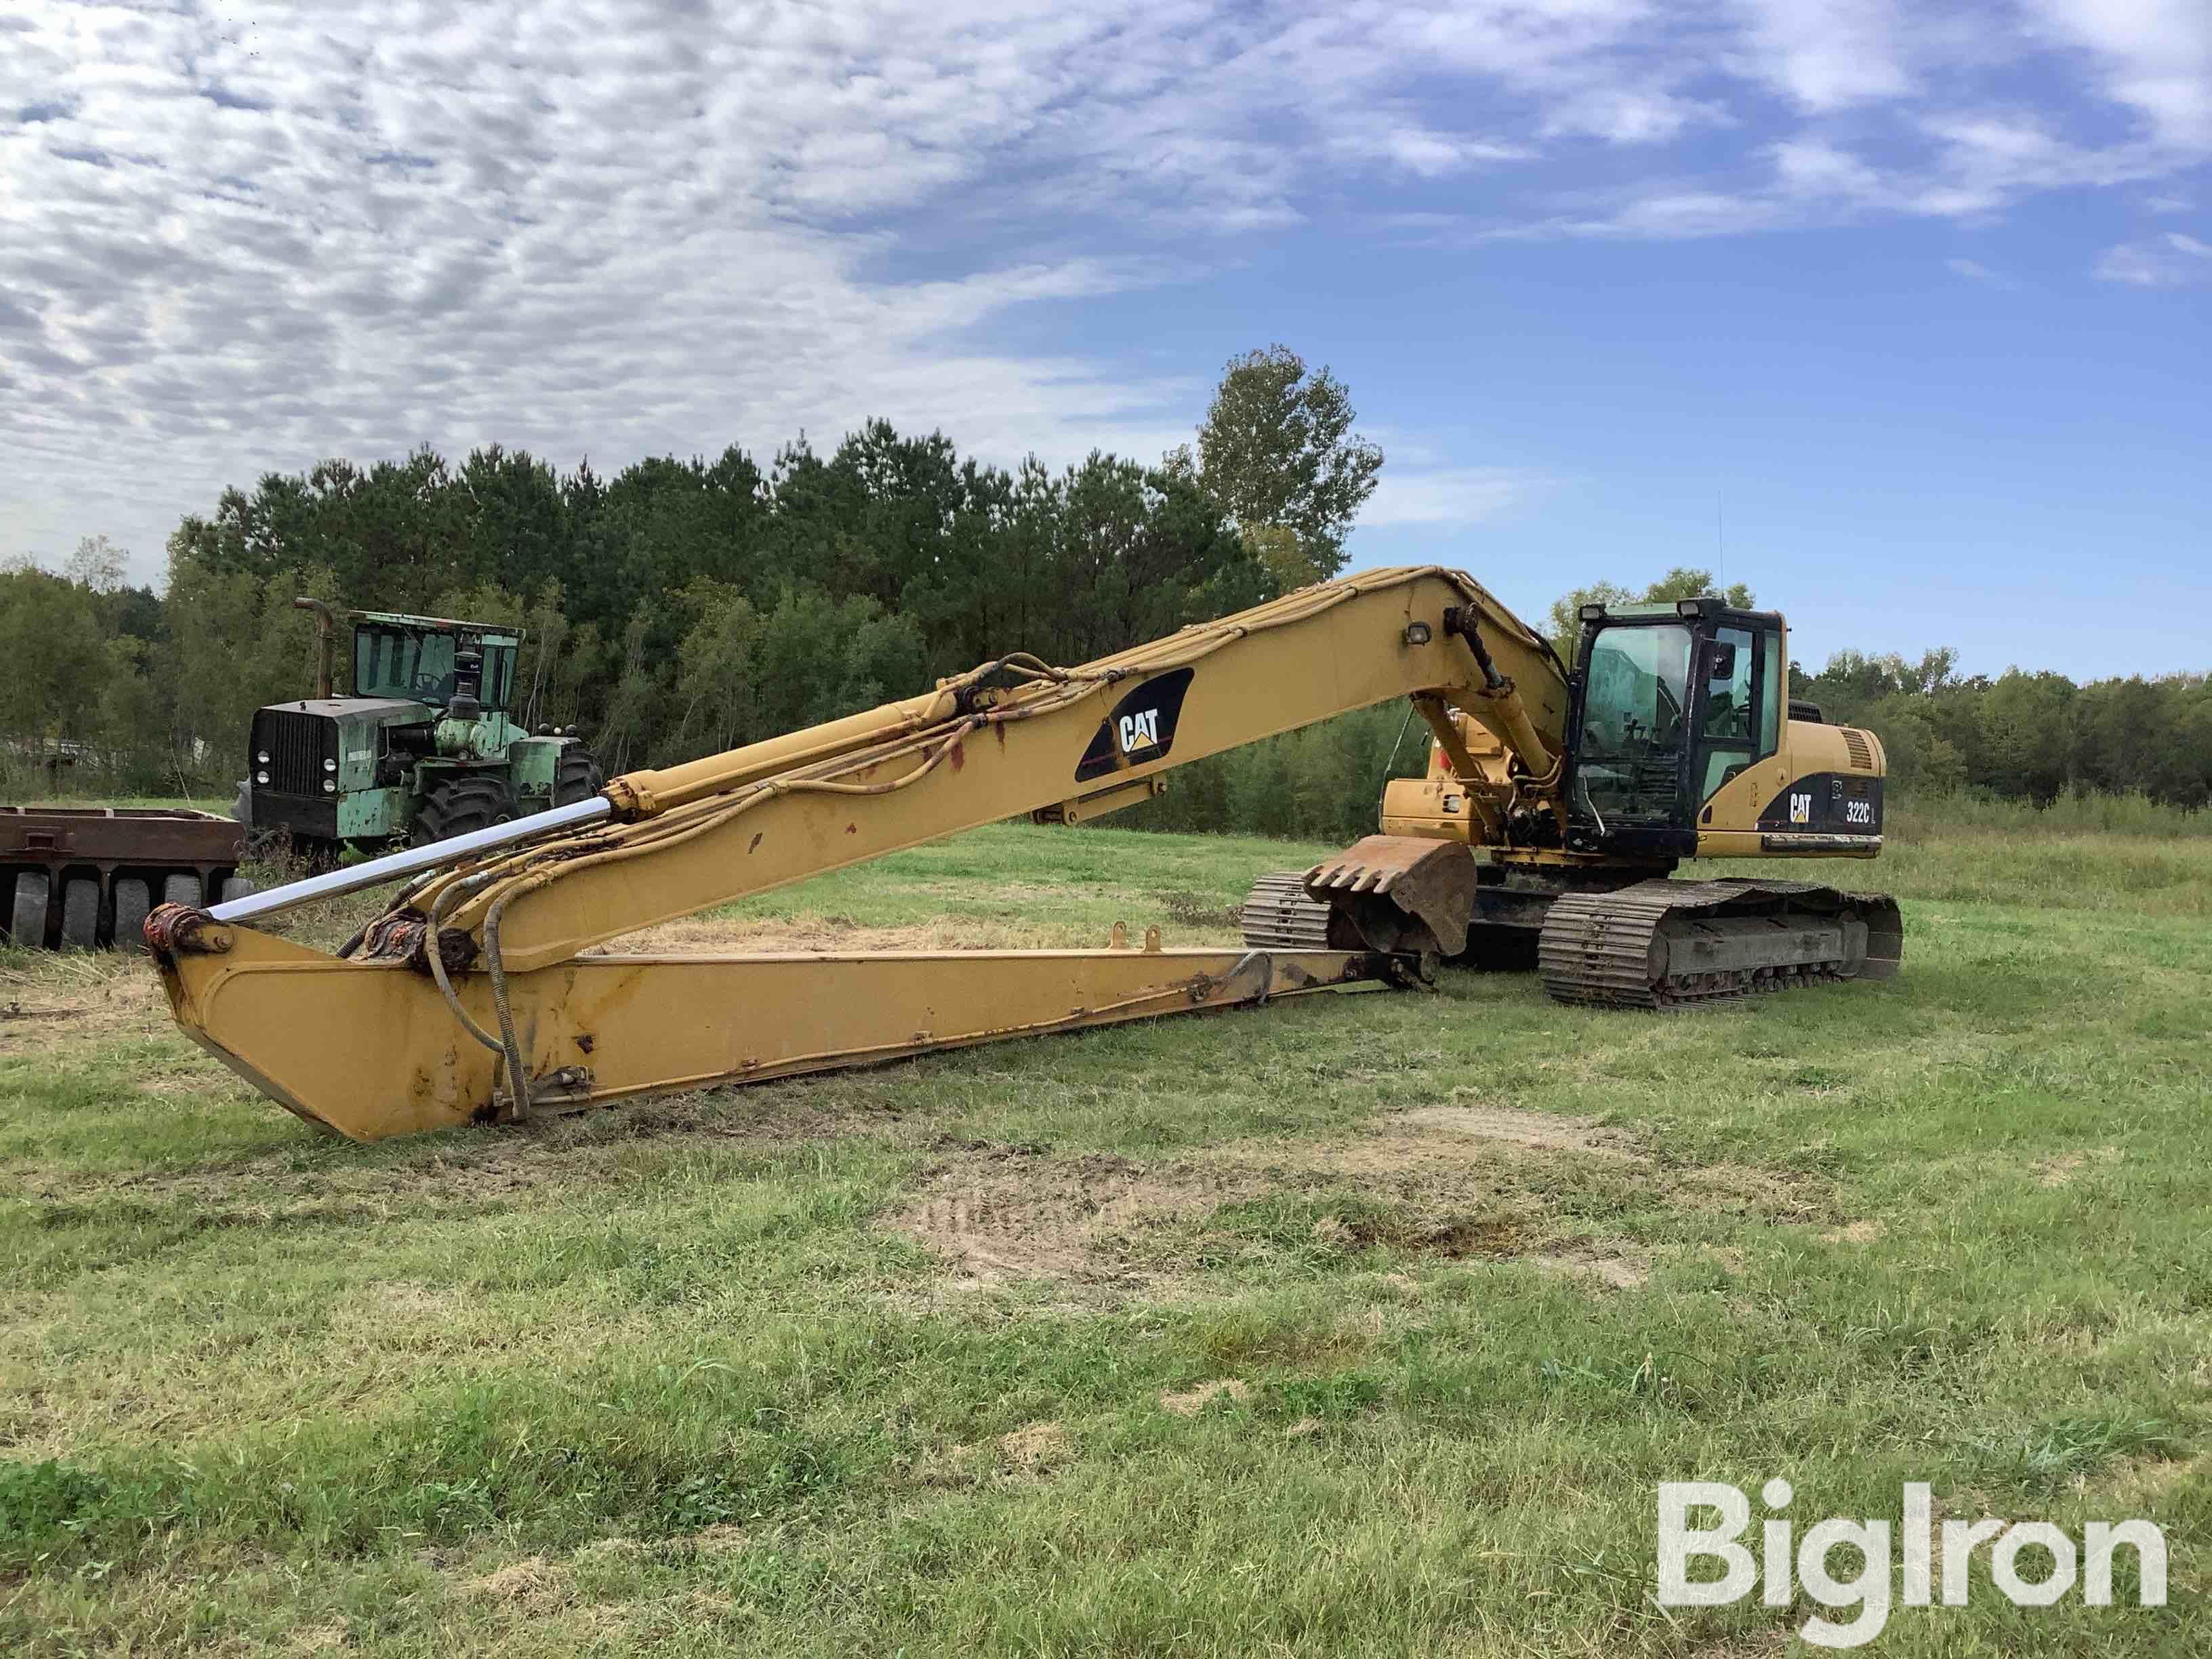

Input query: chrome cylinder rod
[208,796,616,925]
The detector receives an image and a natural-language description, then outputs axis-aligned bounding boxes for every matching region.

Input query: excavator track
[1245,866,1905,1009]
[1239,870,1362,952]
[1538,878,1902,1010]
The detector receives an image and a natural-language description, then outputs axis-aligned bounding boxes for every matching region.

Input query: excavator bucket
[1303,835,1477,959]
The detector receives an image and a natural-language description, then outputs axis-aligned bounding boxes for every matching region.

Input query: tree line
[2,350,2205,826]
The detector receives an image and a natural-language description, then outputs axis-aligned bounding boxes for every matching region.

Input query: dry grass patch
[886,1101,1820,1296]
[893,1149,1263,1286]
[1822,1218,1887,1244]
[1533,1249,1652,1289]
[0,951,173,1056]
[1160,1379,1252,1416]
[2039,1145,2123,1187]
[470,1555,566,1608]
[1389,1097,1641,1157]
[997,1420,1069,1473]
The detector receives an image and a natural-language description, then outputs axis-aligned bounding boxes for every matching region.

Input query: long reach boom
[151,567,1569,1140]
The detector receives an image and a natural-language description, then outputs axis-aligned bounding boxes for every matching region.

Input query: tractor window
[480,644,514,712]
[1577,623,1692,824]
[352,628,458,705]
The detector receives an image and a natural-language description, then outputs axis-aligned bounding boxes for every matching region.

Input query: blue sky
[3,1,2207,680]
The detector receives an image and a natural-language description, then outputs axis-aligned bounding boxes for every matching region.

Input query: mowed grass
[0,816,2207,1655]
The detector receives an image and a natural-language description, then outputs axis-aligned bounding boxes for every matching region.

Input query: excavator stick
[149,914,1407,1141]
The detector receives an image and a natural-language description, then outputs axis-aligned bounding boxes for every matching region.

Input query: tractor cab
[350,613,521,716]
[240,604,600,859]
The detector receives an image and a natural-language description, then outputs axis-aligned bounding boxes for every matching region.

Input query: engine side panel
[1694,718,1886,858]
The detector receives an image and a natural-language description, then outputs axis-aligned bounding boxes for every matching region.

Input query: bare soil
[884,1100,1797,1296]
[0,954,172,1057]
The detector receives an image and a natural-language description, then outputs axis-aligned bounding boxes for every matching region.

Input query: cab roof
[352,610,523,646]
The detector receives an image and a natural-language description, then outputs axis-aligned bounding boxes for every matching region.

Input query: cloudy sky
[3,1,2207,676]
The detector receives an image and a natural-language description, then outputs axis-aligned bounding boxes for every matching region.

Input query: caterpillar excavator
[145,567,1900,1141]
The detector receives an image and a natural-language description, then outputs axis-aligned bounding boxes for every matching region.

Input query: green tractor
[237,600,603,860]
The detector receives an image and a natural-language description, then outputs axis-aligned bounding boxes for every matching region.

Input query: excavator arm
[149,568,1568,1141]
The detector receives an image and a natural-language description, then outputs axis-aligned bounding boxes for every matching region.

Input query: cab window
[1702,627,1755,745]
[1696,626,1782,799]
[480,644,514,712]
[1577,623,1694,824]
[1759,632,1783,757]
[352,627,457,705]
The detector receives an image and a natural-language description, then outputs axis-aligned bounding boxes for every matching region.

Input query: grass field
[1,815,2207,1654]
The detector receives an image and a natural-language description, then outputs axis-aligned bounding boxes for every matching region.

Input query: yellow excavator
[146,567,1900,1141]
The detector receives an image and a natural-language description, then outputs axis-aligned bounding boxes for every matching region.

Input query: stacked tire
[1,867,255,951]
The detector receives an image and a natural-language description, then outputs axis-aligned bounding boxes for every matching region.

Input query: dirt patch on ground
[1161,1379,1252,1416]
[470,1556,565,1607]
[2039,1147,2121,1188]
[1388,1099,1641,1158]
[674,1523,753,1555]
[1534,1249,1651,1289]
[0,955,173,1057]
[998,1420,1070,1471]
[2100,1451,2203,1504]
[886,1101,1813,1296]
[12,1068,922,1217]
[1822,1219,1886,1245]
[895,1149,1268,1284]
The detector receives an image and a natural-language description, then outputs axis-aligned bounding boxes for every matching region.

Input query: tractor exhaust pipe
[207,796,615,926]
[293,598,341,701]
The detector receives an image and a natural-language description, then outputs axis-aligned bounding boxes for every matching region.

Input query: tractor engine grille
[253,708,334,797]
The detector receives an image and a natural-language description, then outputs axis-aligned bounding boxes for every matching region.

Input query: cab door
[1691,626,1782,806]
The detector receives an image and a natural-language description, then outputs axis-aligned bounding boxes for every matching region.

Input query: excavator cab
[1565,597,1793,858]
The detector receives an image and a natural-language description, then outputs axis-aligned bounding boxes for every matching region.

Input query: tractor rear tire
[60,878,100,950]
[112,878,152,952]
[554,747,605,806]
[10,872,50,947]
[163,872,205,909]
[411,776,518,847]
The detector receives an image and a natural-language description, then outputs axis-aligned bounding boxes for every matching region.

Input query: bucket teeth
[1298,835,1476,957]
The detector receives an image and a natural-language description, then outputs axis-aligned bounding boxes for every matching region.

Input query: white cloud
[1363,468,1546,527]
[3,1,2211,578]
[2024,0,2212,146]
[1946,256,2008,284]
[1731,0,1916,112]
[2094,231,2212,285]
